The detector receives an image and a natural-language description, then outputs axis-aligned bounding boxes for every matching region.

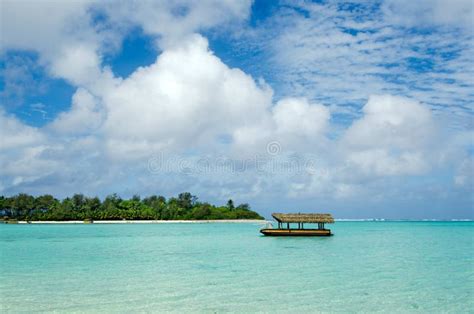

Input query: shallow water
[1,222,473,312]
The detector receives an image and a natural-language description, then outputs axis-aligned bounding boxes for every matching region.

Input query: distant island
[0,193,264,221]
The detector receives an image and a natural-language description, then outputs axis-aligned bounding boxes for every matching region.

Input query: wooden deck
[260,228,332,236]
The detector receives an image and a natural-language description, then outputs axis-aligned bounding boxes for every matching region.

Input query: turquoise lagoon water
[1,222,473,313]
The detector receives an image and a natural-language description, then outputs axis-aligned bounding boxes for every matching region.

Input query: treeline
[0,193,263,221]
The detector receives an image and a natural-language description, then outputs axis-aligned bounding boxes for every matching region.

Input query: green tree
[102,194,122,211]
[177,192,197,211]
[191,204,212,220]
[71,194,86,211]
[227,199,235,211]
[0,193,264,221]
[12,193,35,218]
[85,197,101,211]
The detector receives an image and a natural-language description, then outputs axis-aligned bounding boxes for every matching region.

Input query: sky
[0,0,473,219]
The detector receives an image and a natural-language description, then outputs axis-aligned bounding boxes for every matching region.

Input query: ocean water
[1,222,473,313]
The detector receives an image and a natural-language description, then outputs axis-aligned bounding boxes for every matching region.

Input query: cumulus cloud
[273,98,329,139]
[0,0,253,84]
[341,95,438,177]
[0,109,44,151]
[102,35,271,156]
[0,109,51,189]
[50,44,105,87]
[42,34,329,159]
[1,29,331,195]
[232,97,330,155]
[49,88,104,135]
[343,95,436,150]
[279,95,444,200]
[0,0,95,55]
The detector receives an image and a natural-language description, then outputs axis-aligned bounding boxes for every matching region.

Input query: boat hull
[260,228,332,236]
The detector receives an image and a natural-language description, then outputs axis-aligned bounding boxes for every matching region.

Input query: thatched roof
[272,213,334,223]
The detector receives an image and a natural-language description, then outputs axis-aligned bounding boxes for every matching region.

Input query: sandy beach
[17,219,268,224]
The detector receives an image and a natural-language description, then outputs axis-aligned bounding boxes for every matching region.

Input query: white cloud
[281,94,465,202]
[50,44,104,86]
[341,95,437,177]
[0,0,94,55]
[343,95,435,150]
[49,88,104,135]
[382,0,474,30]
[46,35,328,161]
[346,149,428,177]
[232,97,330,155]
[0,0,253,85]
[273,98,329,139]
[101,35,272,157]
[240,1,473,131]
[100,0,252,48]
[0,38,466,206]
[0,109,45,151]
[0,110,54,189]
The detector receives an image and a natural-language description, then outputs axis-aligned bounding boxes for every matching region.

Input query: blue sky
[0,0,473,219]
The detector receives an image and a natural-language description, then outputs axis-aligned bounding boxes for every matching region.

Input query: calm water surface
[1,222,473,312]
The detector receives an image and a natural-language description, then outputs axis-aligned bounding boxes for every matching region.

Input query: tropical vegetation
[0,193,263,221]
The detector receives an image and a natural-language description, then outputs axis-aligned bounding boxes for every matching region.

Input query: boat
[260,213,334,236]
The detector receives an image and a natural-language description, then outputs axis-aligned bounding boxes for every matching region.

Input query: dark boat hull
[260,229,332,236]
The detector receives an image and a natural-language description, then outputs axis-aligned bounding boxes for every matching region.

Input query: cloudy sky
[1,0,473,219]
